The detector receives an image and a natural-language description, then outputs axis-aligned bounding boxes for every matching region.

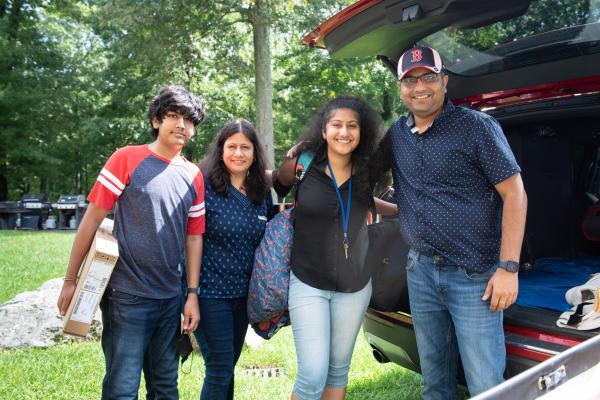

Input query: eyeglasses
[400,73,441,87]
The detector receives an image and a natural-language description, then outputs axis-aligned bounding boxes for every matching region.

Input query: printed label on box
[82,259,113,293]
[70,291,100,324]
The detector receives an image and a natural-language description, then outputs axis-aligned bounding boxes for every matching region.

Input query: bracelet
[63,277,76,282]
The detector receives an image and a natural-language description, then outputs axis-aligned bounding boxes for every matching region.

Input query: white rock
[0,278,102,349]
[0,278,264,350]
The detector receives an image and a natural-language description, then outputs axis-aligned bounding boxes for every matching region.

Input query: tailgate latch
[537,365,566,391]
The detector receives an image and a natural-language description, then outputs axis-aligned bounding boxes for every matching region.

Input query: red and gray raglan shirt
[88,144,205,299]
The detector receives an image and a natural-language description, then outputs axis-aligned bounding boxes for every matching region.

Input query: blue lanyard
[327,162,352,259]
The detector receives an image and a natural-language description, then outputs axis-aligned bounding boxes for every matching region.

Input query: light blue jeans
[407,249,505,400]
[288,272,372,400]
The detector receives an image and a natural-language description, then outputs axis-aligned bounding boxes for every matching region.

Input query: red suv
[303,0,600,397]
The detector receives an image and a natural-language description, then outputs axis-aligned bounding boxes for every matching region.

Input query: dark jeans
[100,288,181,400]
[144,264,188,400]
[194,297,248,400]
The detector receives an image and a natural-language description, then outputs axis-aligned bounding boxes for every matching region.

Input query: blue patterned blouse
[199,182,271,298]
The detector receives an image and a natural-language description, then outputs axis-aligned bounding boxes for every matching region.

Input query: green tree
[0,0,102,199]
[0,0,402,199]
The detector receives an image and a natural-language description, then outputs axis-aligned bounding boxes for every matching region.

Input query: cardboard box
[63,218,118,337]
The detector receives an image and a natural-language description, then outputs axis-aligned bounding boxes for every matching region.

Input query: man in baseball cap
[395,46,448,129]
[369,45,527,399]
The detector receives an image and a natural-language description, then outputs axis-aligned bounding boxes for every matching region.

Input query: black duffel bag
[367,217,410,312]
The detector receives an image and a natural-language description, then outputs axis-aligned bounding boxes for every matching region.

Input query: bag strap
[288,151,315,207]
[294,151,314,185]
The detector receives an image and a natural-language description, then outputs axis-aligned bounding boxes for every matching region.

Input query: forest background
[0,0,403,201]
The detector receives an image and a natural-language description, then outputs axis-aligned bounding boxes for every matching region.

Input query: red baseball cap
[398,47,444,80]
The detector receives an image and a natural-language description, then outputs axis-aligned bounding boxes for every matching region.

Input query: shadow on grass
[346,366,423,400]
[347,365,472,400]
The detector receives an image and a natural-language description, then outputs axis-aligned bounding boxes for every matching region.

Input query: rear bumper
[363,308,420,372]
[363,307,586,380]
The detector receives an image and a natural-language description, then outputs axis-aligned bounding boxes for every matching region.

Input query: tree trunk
[250,0,274,168]
[7,0,23,39]
[382,90,393,121]
[39,175,48,194]
[0,171,7,200]
[0,0,7,19]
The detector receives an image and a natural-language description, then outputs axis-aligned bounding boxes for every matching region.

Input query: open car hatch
[302,0,600,109]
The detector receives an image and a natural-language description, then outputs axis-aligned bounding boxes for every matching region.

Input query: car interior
[489,93,600,340]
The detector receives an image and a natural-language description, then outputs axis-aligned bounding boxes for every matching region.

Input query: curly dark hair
[199,118,269,205]
[147,85,205,139]
[299,96,381,201]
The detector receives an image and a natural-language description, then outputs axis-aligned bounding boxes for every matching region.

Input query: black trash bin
[52,194,87,229]
[20,194,51,230]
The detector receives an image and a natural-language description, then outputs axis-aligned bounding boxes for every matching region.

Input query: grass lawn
[0,230,75,303]
[0,231,423,399]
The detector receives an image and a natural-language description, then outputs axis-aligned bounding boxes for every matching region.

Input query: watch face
[500,261,519,272]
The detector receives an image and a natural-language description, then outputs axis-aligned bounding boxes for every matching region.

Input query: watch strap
[498,260,519,273]
[186,287,200,295]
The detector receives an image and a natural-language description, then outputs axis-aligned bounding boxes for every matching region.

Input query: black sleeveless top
[288,160,372,293]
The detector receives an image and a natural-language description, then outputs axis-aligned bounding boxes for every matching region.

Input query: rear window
[418,0,600,76]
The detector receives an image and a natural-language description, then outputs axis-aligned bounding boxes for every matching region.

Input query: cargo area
[498,94,600,338]
[364,94,600,380]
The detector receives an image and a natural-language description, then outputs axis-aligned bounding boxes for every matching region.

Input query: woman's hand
[374,197,398,216]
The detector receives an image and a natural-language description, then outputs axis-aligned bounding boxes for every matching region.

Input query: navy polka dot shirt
[371,101,521,273]
[199,183,270,298]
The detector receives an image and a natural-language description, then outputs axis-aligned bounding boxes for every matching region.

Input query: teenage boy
[57,85,206,399]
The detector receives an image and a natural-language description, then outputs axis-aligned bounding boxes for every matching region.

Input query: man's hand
[57,281,77,316]
[286,140,311,159]
[182,295,200,333]
[482,268,518,312]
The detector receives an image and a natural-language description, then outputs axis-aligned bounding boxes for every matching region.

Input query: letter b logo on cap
[410,49,423,63]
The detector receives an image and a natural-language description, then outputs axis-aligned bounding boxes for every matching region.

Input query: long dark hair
[300,96,381,201]
[200,118,269,204]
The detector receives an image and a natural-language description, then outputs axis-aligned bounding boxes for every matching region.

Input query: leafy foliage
[2,0,598,199]
[0,0,406,200]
